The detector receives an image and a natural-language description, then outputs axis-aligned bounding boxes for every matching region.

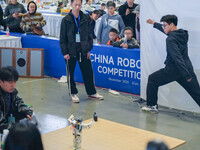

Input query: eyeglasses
[124,32,132,35]
[162,24,169,28]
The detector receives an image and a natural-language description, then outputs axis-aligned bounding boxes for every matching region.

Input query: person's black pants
[0,20,6,31]
[9,27,24,33]
[66,53,96,95]
[147,68,200,107]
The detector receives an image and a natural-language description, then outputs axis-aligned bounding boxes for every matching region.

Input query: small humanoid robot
[68,113,97,150]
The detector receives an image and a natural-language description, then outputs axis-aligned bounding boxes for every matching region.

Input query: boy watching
[0,66,33,133]
[107,28,120,45]
[113,26,139,49]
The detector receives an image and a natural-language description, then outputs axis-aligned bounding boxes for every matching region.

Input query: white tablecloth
[42,13,64,38]
[0,35,22,48]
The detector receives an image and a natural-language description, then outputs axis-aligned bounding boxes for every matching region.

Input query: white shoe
[58,75,67,83]
[142,105,158,113]
[88,93,104,100]
[71,94,80,103]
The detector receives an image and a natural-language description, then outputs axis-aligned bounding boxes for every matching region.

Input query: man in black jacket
[0,66,33,133]
[142,15,200,112]
[118,0,138,38]
[0,5,6,31]
[4,0,26,33]
[60,0,104,103]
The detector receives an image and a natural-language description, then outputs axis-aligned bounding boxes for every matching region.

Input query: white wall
[140,0,200,113]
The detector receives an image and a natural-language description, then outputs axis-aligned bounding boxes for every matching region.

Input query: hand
[97,42,101,44]
[187,78,192,82]
[122,43,128,48]
[36,23,40,27]
[18,13,23,16]
[64,54,70,60]
[126,9,130,16]
[27,115,32,120]
[120,43,124,47]
[146,19,155,24]
[87,52,91,59]
[12,13,18,18]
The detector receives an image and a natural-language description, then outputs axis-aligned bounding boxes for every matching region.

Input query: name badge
[8,116,15,124]
[76,33,80,43]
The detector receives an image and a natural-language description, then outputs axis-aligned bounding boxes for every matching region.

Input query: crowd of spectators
[77,0,140,48]
[0,0,140,47]
[97,1,125,44]
[1,0,46,35]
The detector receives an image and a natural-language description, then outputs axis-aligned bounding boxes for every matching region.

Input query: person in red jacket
[107,28,120,45]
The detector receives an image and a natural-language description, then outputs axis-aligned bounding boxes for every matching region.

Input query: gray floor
[17,77,200,150]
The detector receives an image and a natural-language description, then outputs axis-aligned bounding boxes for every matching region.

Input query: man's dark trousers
[67,52,96,95]
[147,67,200,107]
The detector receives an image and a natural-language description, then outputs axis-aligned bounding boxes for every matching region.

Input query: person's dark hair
[146,139,169,150]
[71,0,82,4]
[27,1,37,14]
[0,66,18,82]
[106,1,116,8]
[124,26,133,33]
[58,2,64,7]
[109,28,118,34]
[92,10,100,15]
[160,15,178,26]
[4,123,43,150]
[101,3,106,6]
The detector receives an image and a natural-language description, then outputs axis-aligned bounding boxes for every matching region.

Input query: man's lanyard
[73,14,80,33]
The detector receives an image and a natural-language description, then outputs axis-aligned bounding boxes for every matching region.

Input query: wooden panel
[0,47,44,78]
[42,118,186,150]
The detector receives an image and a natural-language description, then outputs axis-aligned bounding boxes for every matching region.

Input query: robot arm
[82,121,95,129]
[68,114,75,124]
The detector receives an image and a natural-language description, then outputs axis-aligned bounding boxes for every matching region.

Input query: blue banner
[74,45,140,95]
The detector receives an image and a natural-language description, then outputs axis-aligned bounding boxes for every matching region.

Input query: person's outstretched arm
[147,19,165,34]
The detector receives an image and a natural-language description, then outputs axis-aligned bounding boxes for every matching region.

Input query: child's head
[124,27,133,40]
[90,10,100,20]
[0,66,18,93]
[86,0,92,5]
[109,28,119,42]
[100,3,106,10]
[106,1,116,16]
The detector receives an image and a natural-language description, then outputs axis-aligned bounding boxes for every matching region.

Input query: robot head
[76,117,82,124]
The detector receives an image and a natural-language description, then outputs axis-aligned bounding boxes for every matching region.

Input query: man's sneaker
[142,105,158,113]
[71,94,80,103]
[88,93,104,100]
